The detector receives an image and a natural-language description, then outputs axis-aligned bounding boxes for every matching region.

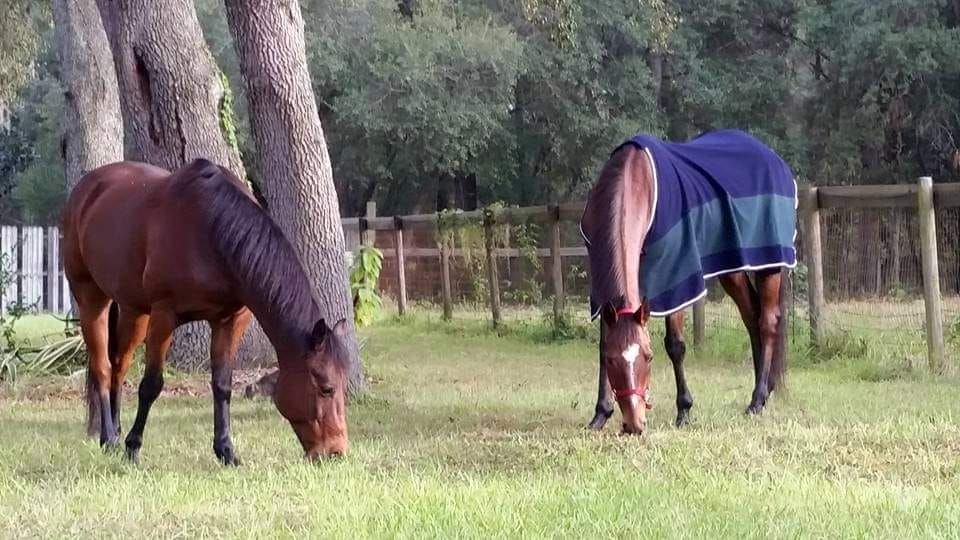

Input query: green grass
[5,314,66,347]
[2,309,960,538]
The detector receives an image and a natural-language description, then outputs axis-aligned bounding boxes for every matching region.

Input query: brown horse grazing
[580,130,796,434]
[62,159,349,464]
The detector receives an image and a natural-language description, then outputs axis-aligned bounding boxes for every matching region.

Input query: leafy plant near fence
[437,207,491,305]
[350,245,384,327]
[503,219,543,306]
[437,202,545,307]
[0,252,25,381]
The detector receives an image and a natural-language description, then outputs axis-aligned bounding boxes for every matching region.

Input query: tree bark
[52,0,123,189]
[95,0,271,369]
[223,0,363,392]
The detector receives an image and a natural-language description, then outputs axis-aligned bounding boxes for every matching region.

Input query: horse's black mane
[173,159,331,354]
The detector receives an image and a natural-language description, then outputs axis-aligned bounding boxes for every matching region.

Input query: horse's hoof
[745,404,764,416]
[125,446,140,465]
[675,410,691,427]
[215,447,241,466]
[102,438,121,453]
[586,411,612,431]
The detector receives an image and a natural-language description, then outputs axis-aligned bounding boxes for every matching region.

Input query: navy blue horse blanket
[586,129,797,317]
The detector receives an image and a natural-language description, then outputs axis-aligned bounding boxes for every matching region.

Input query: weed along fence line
[5,178,960,370]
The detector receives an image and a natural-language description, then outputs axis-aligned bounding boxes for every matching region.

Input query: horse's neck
[615,149,656,308]
[242,290,318,363]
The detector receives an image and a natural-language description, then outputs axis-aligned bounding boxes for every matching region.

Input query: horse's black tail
[86,301,118,437]
[770,269,789,393]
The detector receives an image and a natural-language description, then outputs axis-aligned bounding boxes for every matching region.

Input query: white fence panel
[46,228,60,313]
[21,227,43,310]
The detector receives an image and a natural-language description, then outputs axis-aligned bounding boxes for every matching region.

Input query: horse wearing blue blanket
[580,130,797,434]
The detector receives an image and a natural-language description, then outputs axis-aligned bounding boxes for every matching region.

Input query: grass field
[2,309,960,538]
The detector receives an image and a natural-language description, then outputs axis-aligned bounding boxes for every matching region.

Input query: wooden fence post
[800,187,825,349]
[393,217,407,316]
[484,213,502,328]
[363,201,376,247]
[549,205,565,328]
[918,176,946,373]
[440,233,453,321]
[692,297,705,349]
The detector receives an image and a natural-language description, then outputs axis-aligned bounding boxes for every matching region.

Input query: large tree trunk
[224,0,363,392]
[52,0,123,189]
[95,0,271,369]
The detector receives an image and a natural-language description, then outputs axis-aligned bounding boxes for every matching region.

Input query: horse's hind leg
[754,270,784,403]
[665,311,693,426]
[124,308,176,464]
[75,285,118,448]
[718,272,765,414]
[208,309,252,466]
[109,307,149,437]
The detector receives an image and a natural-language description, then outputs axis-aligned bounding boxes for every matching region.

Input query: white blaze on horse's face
[622,343,641,366]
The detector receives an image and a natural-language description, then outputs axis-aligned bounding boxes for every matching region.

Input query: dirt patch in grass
[0,367,279,401]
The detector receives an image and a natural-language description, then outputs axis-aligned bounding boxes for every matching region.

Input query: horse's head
[272,319,349,459]
[600,301,653,435]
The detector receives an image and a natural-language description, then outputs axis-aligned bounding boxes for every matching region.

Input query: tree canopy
[2,0,960,223]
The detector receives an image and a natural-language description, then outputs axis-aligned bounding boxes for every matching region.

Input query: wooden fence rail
[4,178,956,371]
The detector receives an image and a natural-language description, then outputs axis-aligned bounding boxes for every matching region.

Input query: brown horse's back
[63,160,239,318]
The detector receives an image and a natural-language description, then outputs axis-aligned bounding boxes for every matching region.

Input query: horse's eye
[318,385,335,398]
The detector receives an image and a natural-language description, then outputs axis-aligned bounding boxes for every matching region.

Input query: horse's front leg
[125,308,176,463]
[587,321,614,430]
[209,309,252,466]
[665,311,693,426]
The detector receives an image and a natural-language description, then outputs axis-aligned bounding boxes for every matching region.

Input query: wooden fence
[800,177,957,372]
[4,177,958,372]
[355,178,959,372]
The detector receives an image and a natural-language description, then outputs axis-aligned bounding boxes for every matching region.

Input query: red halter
[616,307,637,316]
[613,385,653,409]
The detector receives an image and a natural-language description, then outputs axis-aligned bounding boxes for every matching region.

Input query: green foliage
[816,331,869,362]
[947,313,960,347]
[791,262,808,299]
[0,1,48,102]
[24,332,85,378]
[217,69,240,155]
[307,0,523,214]
[1,254,85,383]
[0,253,26,381]
[350,245,384,327]
[502,220,543,306]
[0,23,64,224]
[7,0,960,224]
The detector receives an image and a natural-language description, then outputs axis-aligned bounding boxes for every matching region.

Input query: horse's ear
[634,299,651,327]
[311,319,329,347]
[332,318,349,336]
[601,302,618,326]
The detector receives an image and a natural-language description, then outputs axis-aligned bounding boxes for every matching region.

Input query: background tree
[4,0,960,225]
[304,0,523,215]
[52,0,123,189]
[224,0,363,391]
